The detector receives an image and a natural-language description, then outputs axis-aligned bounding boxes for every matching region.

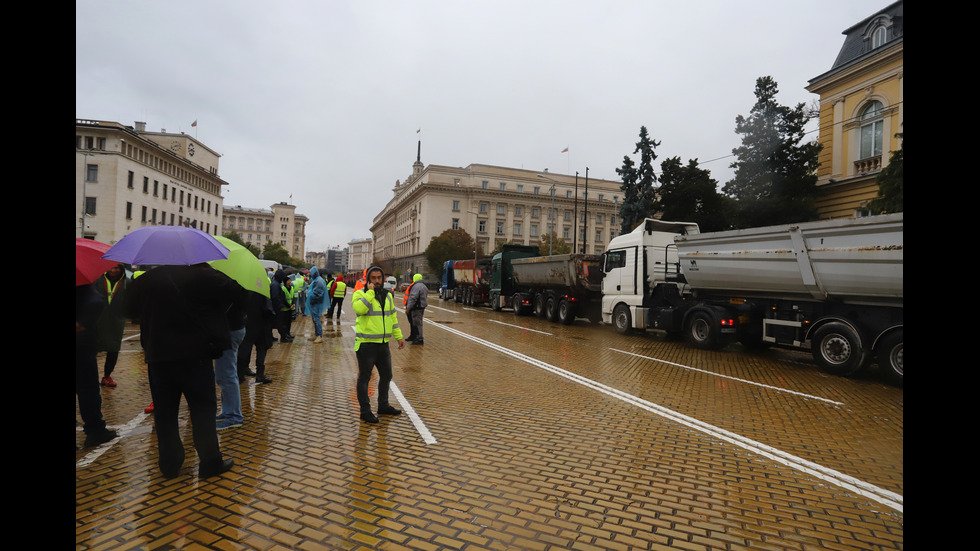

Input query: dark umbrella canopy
[76,238,119,286]
[103,226,229,266]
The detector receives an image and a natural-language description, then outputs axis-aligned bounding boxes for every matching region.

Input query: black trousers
[327,297,343,318]
[237,330,269,379]
[355,342,393,414]
[76,344,108,435]
[147,358,223,477]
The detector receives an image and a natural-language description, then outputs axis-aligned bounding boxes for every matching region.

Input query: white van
[259,259,281,273]
[384,276,397,291]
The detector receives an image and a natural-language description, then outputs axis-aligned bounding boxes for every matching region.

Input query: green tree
[222,230,261,257]
[261,242,292,266]
[654,157,733,232]
[867,131,903,214]
[617,126,660,234]
[424,228,476,276]
[537,232,571,256]
[723,76,821,228]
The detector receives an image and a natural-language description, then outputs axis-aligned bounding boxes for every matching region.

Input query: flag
[561,147,568,153]
[417,128,421,134]
[191,120,197,127]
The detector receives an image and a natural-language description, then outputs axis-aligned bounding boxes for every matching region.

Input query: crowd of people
[76,258,432,478]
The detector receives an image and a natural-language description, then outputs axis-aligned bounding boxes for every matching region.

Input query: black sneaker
[199,458,234,479]
[255,376,273,384]
[360,412,379,423]
[84,429,118,448]
[378,405,402,416]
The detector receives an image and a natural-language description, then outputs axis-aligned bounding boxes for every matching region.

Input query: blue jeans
[215,327,245,425]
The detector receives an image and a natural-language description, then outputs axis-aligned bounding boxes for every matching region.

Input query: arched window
[859,101,884,160]
[871,25,887,48]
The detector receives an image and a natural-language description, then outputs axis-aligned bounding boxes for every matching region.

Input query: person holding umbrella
[109,226,240,479]
[76,238,120,448]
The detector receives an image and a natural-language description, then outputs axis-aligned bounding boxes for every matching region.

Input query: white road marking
[428,321,903,513]
[76,413,150,468]
[389,382,437,445]
[425,305,458,314]
[489,319,553,336]
[609,348,845,406]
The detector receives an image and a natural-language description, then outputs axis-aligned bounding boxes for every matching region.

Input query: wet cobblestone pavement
[76,296,903,550]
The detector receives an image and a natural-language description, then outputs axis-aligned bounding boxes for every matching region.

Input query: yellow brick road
[76,295,903,550]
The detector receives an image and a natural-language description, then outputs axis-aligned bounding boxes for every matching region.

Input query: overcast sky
[76,0,886,250]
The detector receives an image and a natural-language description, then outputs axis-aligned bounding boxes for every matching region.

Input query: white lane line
[425,305,459,314]
[489,319,553,336]
[609,348,845,406]
[76,413,150,468]
[463,307,489,313]
[390,382,437,445]
[428,321,903,513]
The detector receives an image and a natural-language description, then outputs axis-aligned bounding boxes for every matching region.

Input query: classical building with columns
[75,119,228,244]
[222,202,308,259]
[370,144,624,278]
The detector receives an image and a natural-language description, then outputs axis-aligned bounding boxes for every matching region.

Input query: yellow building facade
[806,1,903,219]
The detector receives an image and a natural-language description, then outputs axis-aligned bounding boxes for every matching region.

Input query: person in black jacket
[238,287,275,384]
[126,263,242,479]
[76,283,118,448]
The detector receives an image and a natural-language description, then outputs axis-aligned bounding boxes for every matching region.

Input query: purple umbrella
[103,226,230,266]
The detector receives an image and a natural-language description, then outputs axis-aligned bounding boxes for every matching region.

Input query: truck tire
[876,329,903,387]
[533,293,547,318]
[557,298,575,325]
[545,294,559,322]
[613,304,632,335]
[491,292,501,311]
[811,322,868,376]
[512,293,524,315]
[687,311,722,350]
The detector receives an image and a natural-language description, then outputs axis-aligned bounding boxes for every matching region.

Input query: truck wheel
[687,311,722,350]
[545,295,559,322]
[557,299,575,325]
[613,304,632,335]
[533,294,546,318]
[876,330,903,387]
[811,322,868,376]
[491,292,501,311]
[512,293,523,315]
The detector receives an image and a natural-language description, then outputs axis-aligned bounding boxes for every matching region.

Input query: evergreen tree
[617,126,660,233]
[723,76,820,228]
[867,131,903,214]
[655,157,732,232]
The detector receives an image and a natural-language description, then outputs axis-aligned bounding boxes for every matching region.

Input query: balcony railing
[854,155,882,174]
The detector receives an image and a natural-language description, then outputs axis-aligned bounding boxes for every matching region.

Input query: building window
[563,227,570,239]
[859,101,884,160]
[482,180,489,189]
[871,25,887,48]
[564,210,571,221]
[126,202,132,220]
[514,222,522,236]
[499,182,506,191]
[530,224,539,237]
[452,200,460,211]
[127,171,134,189]
[517,184,524,193]
[533,186,540,195]
[531,207,540,218]
[598,194,604,202]
[153,180,159,196]
[452,218,459,230]
[496,221,504,235]
[85,197,97,215]
[142,177,149,193]
[479,202,488,213]
[596,214,603,224]
[497,204,505,215]
[478,220,486,233]
[141,206,148,222]
[86,164,99,182]
[515,206,522,216]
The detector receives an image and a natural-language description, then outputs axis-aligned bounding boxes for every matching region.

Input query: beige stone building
[370,149,624,277]
[222,202,308,260]
[806,1,903,218]
[75,119,228,244]
[347,238,374,274]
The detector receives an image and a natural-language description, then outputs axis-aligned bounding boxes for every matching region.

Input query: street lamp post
[536,174,559,255]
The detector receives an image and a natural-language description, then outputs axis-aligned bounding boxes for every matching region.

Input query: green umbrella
[208,236,270,297]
